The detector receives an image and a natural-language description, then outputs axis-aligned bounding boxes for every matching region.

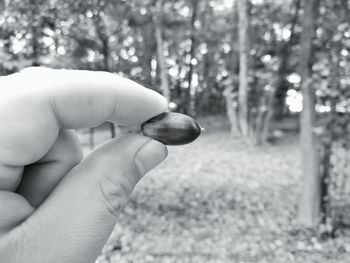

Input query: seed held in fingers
[141,112,203,145]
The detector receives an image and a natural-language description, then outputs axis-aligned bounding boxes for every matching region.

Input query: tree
[29,0,41,66]
[237,0,250,139]
[223,1,240,135]
[154,0,170,101]
[127,1,155,87]
[91,0,115,138]
[140,21,154,87]
[313,0,350,230]
[297,0,320,228]
[183,0,199,116]
[260,0,301,144]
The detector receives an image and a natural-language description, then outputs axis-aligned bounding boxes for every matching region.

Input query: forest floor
[78,116,350,263]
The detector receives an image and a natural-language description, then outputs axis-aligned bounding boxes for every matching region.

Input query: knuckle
[20,66,37,73]
[20,66,50,75]
[58,131,83,167]
[123,160,143,185]
[18,67,54,84]
[65,143,83,166]
[98,175,130,217]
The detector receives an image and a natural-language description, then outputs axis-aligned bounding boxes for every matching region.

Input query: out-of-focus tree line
[1,0,350,234]
[0,0,303,121]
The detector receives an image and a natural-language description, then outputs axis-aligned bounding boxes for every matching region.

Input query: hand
[0,67,168,263]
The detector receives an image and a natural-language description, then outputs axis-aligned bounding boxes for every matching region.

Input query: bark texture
[297,0,320,228]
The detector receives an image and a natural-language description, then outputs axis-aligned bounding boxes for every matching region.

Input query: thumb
[8,135,167,263]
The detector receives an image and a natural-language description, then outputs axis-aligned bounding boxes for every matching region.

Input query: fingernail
[134,139,168,175]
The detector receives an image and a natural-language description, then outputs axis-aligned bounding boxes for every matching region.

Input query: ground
[78,117,350,263]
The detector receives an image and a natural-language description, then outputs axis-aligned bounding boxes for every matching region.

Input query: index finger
[17,67,168,128]
[0,67,168,166]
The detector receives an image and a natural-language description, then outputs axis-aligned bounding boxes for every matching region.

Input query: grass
[78,118,350,263]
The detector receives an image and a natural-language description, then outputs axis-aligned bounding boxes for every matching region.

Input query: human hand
[0,67,168,263]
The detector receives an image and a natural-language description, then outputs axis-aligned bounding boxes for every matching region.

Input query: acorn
[141,112,203,145]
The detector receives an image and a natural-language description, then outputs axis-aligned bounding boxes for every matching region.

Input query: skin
[0,67,168,263]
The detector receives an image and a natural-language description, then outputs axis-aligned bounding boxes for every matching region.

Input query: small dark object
[141,112,203,145]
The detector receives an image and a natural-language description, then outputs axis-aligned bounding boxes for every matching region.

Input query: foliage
[1,0,350,118]
[0,0,304,116]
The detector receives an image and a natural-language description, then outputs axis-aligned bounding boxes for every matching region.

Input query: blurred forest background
[2,0,350,262]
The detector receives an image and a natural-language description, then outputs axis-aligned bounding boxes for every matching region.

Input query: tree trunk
[196,2,215,115]
[30,0,40,66]
[141,22,154,87]
[260,89,275,144]
[0,0,8,18]
[223,0,240,135]
[184,0,199,116]
[297,0,320,228]
[102,39,115,138]
[0,0,6,13]
[254,105,268,145]
[197,57,214,114]
[237,0,250,139]
[260,0,300,144]
[319,0,348,228]
[102,38,110,72]
[93,7,116,139]
[102,38,116,138]
[224,87,240,136]
[273,0,301,120]
[154,0,170,101]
